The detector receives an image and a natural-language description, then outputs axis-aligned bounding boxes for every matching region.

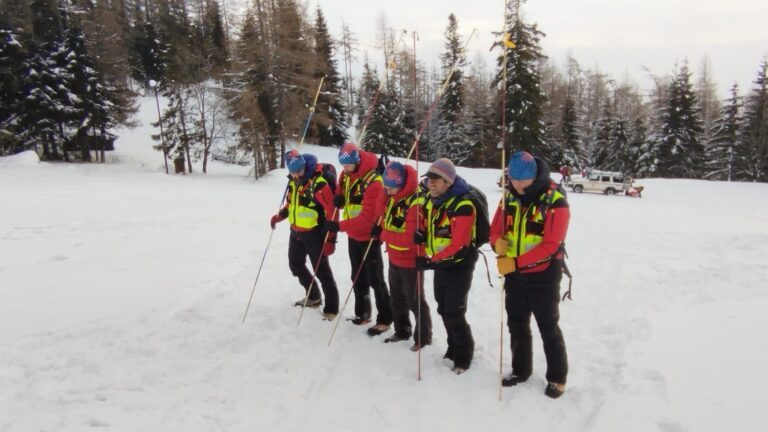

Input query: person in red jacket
[270,150,339,320]
[490,151,570,399]
[324,142,392,336]
[370,161,432,351]
[415,158,478,374]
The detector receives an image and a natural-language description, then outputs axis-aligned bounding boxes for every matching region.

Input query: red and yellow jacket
[424,176,475,265]
[279,163,337,233]
[490,179,569,274]
[378,164,425,268]
[335,150,386,242]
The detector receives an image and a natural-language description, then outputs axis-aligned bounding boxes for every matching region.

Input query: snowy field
[1,97,767,431]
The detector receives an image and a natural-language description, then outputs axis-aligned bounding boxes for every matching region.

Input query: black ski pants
[288,229,339,314]
[348,238,392,325]
[433,260,476,369]
[388,263,432,344]
[504,264,568,384]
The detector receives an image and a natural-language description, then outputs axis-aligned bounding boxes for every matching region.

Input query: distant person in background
[270,150,339,320]
[491,151,570,399]
[371,161,433,351]
[324,142,393,336]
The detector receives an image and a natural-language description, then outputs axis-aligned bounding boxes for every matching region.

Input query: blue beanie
[338,142,361,165]
[285,149,306,173]
[507,151,537,180]
[383,161,407,189]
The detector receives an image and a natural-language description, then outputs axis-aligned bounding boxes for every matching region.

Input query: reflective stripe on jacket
[500,187,566,257]
[383,193,424,251]
[425,195,475,264]
[341,170,381,220]
[287,175,329,230]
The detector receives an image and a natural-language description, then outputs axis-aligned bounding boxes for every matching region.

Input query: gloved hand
[413,230,426,245]
[270,209,288,229]
[369,224,382,239]
[415,256,434,271]
[322,241,336,256]
[333,195,346,208]
[494,238,509,256]
[324,220,340,233]
[496,256,516,276]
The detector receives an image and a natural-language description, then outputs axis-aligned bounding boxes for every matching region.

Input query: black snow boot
[294,298,321,308]
[384,334,410,343]
[366,323,390,336]
[545,382,565,399]
[348,316,371,325]
[502,374,529,387]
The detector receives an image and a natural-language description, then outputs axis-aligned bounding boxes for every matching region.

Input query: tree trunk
[177,92,193,174]
[199,91,210,174]
[99,125,106,162]
[42,134,51,160]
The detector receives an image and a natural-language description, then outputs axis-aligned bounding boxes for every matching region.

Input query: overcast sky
[308,0,767,96]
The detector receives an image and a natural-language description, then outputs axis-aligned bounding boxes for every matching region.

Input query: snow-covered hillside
[1,97,766,432]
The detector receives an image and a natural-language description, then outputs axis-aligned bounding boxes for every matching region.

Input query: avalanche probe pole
[243,185,290,324]
[297,206,340,326]
[498,0,516,401]
[297,76,325,151]
[327,217,383,346]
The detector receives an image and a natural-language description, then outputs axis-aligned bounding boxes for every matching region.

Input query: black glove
[413,230,426,245]
[415,256,433,271]
[324,220,340,233]
[369,224,382,239]
[333,195,345,208]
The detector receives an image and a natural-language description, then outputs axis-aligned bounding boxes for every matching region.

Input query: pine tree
[439,14,464,126]
[0,25,24,154]
[605,117,629,172]
[493,3,548,159]
[354,61,380,144]
[29,0,63,46]
[18,38,75,160]
[272,0,315,131]
[591,100,614,169]
[706,84,743,181]
[655,61,705,178]
[463,57,496,167]
[428,14,470,163]
[625,117,648,177]
[152,85,193,164]
[559,94,583,168]
[156,0,194,83]
[312,7,348,147]
[697,56,721,148]
[365,84,408,157]
[741,59,768,182]
[204,0,228,76]
[227,9,270,177]
[65,23,119,162]
[0,0,31,34]
[129,21,168,88]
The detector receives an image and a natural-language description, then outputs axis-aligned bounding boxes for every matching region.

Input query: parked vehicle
[565,170,631,195]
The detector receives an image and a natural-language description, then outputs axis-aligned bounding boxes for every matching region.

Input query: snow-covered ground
[1,96,767,431]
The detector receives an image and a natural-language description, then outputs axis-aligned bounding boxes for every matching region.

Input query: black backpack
[463,184,490,248]
[320,163,337,194]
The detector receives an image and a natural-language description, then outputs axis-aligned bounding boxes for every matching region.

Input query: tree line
[1,1,766,181]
